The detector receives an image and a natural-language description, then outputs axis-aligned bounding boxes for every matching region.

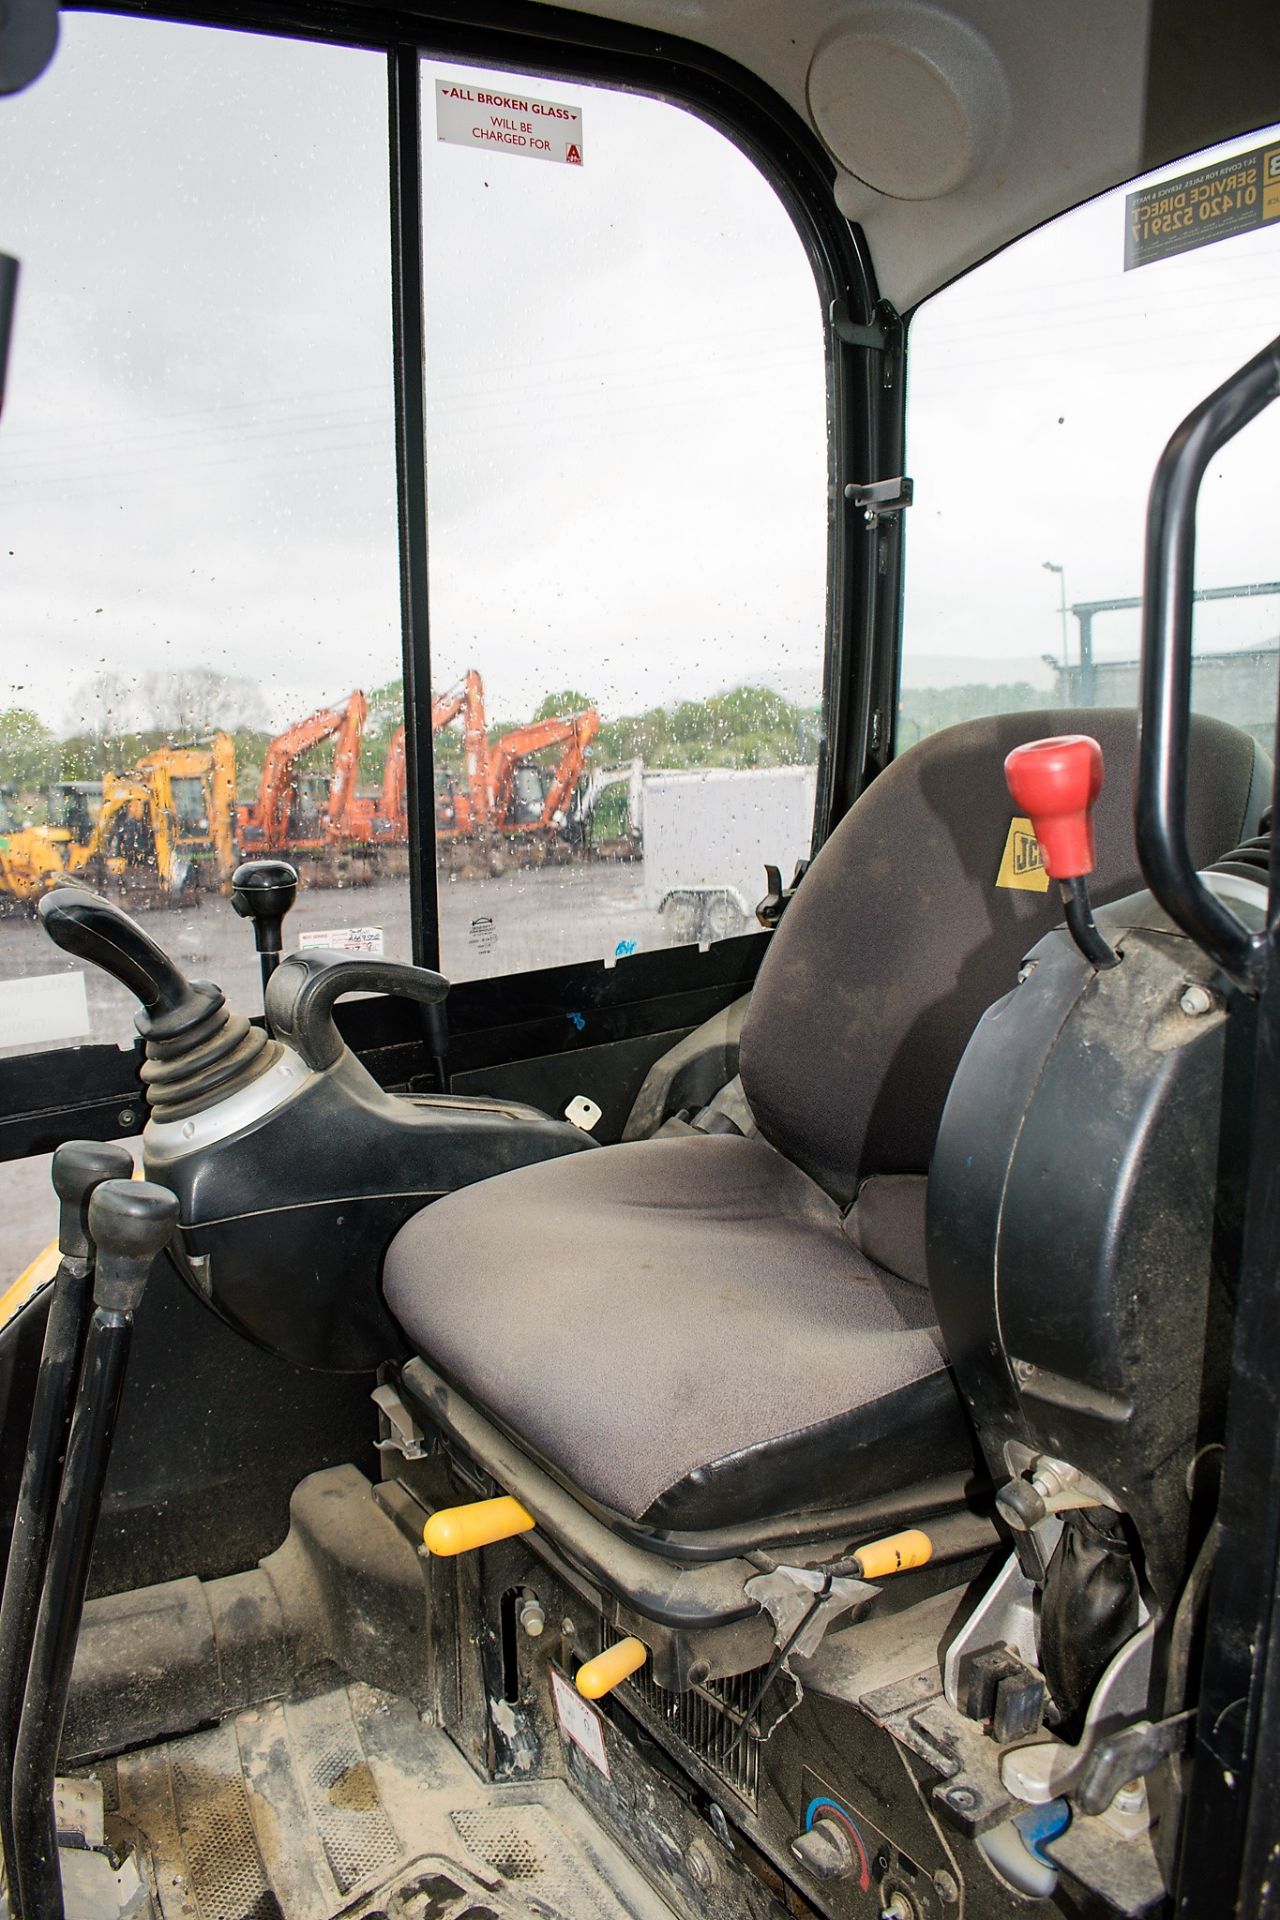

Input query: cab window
[420,60,828,981]
[901,125,1280,752]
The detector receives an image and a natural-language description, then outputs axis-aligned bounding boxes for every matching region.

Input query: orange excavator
[487,709,601,838]
[376,671,489,842]
[374,678,600,865]
[239,690,369,857]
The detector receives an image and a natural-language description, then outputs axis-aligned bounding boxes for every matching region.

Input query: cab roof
[529,0,1280,307]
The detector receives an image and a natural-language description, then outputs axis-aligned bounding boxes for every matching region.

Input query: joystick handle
[231,860,299,1001]
[51,1142,136,1263]
[38,885,219,1041]
[87,1179,180,1314]
[1004,734,1104,880]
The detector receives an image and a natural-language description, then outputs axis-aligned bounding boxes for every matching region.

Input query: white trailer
[640,765,818,941]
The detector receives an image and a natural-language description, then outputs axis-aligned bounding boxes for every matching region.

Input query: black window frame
[0,0,891,1156]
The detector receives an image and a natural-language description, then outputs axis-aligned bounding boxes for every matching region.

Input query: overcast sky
[1,15,1277,740]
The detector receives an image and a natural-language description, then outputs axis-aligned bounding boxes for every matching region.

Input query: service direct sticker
[550,1669,610,1777]
[435,80,584,166]
[1125,142,1280,269]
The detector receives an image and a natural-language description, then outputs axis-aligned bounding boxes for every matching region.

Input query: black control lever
[10,1178,178,1920]
[231,859,298,1006]
[37,885,285,1122]
[38,885,219,1041]
[266,949,449,1072]
[0,1141,134,1906]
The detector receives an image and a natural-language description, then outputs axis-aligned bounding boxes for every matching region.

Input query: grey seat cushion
[383,1133,972,1528]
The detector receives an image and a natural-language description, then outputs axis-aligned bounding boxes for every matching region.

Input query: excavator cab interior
[1,3,1280,1918]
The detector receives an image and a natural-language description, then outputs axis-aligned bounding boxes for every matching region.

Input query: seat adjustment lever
[422,1495,535,1557]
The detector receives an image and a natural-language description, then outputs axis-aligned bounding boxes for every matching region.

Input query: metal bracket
[1000,1616,1158,1807]
[943,1550,1044,1709]
[830,297,887,351]
[845,476,914,525]
[372,1383,429,1460]
[755,857,810,931]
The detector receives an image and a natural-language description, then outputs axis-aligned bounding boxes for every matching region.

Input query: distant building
[1054,644,1279,754]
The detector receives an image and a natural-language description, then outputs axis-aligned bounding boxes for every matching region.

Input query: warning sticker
[550,1669,610,1777]
[435,80,584,166]
[298,927,384,956]
[996,817,1050,894]
[1126,143,1280,270]
[0,970,90,1049]
[467,915,498,956]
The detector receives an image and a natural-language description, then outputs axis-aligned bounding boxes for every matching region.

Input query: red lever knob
[1004,735,1104,880]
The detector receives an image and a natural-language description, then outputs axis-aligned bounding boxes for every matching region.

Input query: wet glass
[0,14,406,1068]
[418,60,829,981]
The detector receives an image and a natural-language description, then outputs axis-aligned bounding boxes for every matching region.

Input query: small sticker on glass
[468,915,498,956]
[435,80,584,167]
[298,927,384,956]
[1125,143,1280,270]
[0,971,91,1048]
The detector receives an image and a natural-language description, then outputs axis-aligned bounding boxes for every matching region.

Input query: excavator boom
[378,671,490,841]
[249,692,368,850]
[487,709,601,829]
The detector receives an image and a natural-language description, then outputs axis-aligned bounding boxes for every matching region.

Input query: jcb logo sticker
[1265,148,1280,222]
[996,817,1050,893]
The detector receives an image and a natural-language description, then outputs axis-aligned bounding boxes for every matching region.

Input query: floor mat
[108,1682,668,1920]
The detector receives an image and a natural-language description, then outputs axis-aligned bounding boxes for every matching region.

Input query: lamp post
[1043,561,1069,670]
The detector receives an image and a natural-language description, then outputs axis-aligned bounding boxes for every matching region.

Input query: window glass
[902,126,1280,755]
[0,15,404,1060]
[419,62,828,981]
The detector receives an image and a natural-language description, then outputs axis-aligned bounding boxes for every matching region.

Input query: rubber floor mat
[110,1682,667,1920]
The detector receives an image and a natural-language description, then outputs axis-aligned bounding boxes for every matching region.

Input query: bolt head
[1180,983,1214,1017]
[518,1598,546,1639]
[684,1841,716,1889]
[933,1868,960,1905]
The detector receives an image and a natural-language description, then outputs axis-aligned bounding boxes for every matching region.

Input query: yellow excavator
[52,735,238,900]
[0,793,73,909]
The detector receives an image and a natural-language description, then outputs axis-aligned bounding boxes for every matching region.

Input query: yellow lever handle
[851,1527,934,1580]
[423,1495,535,1556]
[575,1637,647,1699]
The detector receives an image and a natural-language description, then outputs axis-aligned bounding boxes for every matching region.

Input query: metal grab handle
[1137,334,1280,993]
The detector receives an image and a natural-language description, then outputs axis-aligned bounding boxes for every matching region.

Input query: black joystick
[39,886,282,1123]
[10,1177,178,1920]
[231,859,298,1004]
[0,1141,134,1903]
[54,1138,138,1262]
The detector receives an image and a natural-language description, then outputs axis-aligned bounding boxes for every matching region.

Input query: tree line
[0,667,1051,812]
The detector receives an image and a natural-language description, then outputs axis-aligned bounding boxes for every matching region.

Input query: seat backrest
[739,708,1269,1201]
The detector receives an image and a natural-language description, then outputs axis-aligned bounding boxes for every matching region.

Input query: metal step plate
[104,1681,670,1920]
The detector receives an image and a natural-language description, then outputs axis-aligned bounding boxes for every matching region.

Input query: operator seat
[384,710,1268,1532]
